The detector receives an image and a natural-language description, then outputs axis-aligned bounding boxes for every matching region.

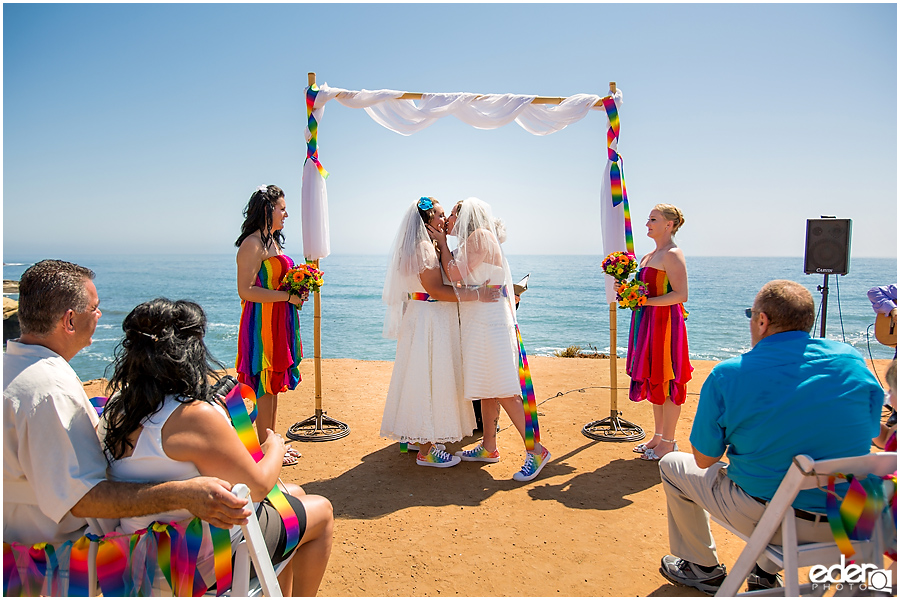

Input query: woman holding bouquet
[627,203,692,461]
[235,185,305,463]
[380,197,491,468]
[430,197,551,482]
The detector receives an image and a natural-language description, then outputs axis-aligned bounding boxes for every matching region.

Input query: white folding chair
[82,483,284,597]
[714,452,896,597]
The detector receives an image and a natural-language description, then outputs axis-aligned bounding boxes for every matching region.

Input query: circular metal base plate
[287,413,350,442]
[582,416,645,442]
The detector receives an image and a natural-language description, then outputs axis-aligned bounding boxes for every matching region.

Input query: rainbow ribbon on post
[222,382,301,556]
[305,84,329,179]
[602,96,634,255]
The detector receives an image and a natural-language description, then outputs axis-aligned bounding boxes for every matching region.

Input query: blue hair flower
[417,197,434,211]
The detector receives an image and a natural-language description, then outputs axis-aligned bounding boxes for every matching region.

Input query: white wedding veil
[450,197,517,320]
[382,200,439,338]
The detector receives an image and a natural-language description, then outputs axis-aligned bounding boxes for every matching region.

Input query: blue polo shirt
[690,331,884,513]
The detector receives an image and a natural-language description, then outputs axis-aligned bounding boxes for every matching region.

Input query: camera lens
[210,375,238,398]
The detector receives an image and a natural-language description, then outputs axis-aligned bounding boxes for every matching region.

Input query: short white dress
[380,277,477,444]
[458,263,521,401]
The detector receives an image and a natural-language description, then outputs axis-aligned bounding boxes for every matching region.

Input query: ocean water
[3,254,896,382]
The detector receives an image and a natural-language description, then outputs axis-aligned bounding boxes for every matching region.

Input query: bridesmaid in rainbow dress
[627,203,693,461]
[235,185,305,464]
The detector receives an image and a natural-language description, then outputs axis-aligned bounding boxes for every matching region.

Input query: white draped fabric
[300,83,625,263]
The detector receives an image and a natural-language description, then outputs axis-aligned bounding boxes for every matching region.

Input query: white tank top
[108,395,231,534]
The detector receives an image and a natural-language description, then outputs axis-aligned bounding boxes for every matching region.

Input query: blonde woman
[628,204,693,461]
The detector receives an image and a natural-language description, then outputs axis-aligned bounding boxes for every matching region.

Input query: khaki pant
[659,451,834,573]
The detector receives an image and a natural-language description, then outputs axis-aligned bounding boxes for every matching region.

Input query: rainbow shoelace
[418,447,453,464]
[458,445,498,460]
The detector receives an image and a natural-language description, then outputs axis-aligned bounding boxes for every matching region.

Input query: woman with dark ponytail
[235,185,305,464]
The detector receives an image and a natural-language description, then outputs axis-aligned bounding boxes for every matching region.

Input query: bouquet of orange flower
[616,278,649,310]
[602,251,638,281]
[280,263,324,308]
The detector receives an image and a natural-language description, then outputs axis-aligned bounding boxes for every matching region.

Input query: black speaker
[804,218,852,275]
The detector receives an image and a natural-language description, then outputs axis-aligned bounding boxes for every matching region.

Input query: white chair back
[715,452,897,597]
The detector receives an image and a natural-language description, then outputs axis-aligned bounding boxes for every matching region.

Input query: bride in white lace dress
[429,197,552,482]
[380,197,496,468]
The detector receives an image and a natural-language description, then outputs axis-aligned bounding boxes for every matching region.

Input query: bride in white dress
[429,197,551,482]
[380,197,493,468]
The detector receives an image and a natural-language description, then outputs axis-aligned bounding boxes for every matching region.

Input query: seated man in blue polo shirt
[657,279,884,594]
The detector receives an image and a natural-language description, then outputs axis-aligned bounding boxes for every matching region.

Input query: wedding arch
[290,72,642,443]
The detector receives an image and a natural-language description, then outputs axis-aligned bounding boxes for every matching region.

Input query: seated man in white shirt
[4,259,252,547]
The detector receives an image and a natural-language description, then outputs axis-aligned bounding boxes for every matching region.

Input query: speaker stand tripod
[817,274,829,339]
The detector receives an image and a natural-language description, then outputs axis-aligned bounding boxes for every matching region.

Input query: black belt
[751,496,829,524]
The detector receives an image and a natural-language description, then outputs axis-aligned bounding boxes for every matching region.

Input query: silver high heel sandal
[640,438,678,461]
[633,432,662,454]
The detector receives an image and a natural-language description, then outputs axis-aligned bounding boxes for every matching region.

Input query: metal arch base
[287,410,350,442]
[582,411,645,442]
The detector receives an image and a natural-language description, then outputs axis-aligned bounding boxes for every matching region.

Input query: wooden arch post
[581,80,644,444]
[286,72,350,442]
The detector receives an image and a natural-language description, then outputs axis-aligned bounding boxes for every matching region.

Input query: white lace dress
[458,263,521,401]
[380,277,477,444]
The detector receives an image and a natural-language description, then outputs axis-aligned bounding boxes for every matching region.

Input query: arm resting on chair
[70,477,251,529]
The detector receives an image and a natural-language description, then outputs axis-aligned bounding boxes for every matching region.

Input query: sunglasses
[745,308,758,318]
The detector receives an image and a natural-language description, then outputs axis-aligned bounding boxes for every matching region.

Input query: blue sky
[3,3,897,261]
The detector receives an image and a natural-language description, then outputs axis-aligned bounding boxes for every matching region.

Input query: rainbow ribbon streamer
[306,84,329,179]
[223,382,301,555]
[602,96,634,255]
[3,519,232,597]
[67,536,92,596]
[825,473,888,562]
[886,472,898,560]
[408,292,437,302]
[485,283,539,450]
[89,396,108,416]
[515,324,540,451]
[3,544,21,597]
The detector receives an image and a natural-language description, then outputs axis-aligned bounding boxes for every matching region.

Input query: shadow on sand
[302,437,662,519]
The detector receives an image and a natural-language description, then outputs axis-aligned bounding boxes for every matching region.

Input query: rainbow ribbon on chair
[3,518,234,597]
[2,384,301,596]
[825,473,893,562]
[222,382,301,556]
[305,84,329,179]
[602,96,634,255]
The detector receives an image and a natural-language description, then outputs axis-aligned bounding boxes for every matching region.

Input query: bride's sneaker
[455,444,500,463]
[416,446,461,468]
[405,443,445,453]
[512,446,551,482]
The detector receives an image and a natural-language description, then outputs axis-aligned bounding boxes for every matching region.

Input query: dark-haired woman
[235,185,304,462]
[380,197,491,468]
[100,298,333,596]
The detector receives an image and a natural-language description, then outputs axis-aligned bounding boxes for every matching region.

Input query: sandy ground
[84,356,893,597]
